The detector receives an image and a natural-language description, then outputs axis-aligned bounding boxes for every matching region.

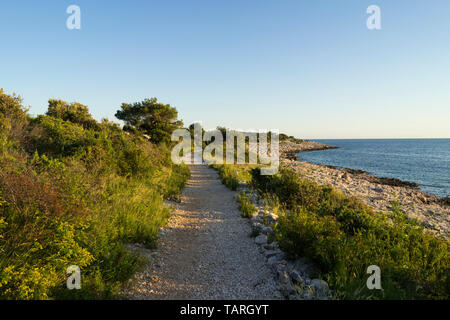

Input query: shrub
[31,115,96,157]
[0,90,190,299]
[211,164,254,191]
[249,167,449,299]
[46,99,98,130]
[0,89,28,120]
[212,165,240,190]
[237,192,256,218]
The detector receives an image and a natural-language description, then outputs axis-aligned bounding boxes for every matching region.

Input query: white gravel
[123,165,282,300]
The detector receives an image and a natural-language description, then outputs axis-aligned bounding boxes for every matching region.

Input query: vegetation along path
[124,165,281,299]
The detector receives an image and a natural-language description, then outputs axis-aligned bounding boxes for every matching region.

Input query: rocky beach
[279,140,339,160]
[280,141,450,237]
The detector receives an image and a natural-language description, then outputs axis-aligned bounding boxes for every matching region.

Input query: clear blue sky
[1,0,449,138]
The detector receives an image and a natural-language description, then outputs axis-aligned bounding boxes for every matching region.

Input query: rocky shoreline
[279,141,450,237]
[279,140,339,160]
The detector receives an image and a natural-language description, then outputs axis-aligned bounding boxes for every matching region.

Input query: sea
[296,139,450,198]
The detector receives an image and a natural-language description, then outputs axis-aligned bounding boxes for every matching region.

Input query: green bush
[211,164,254,191]
[0,90,190,299]
[250,167,449,299]
[31,115,96,157]
[46,99,99,130]
[212,165,240,190]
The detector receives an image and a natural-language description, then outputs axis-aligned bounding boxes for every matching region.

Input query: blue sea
[297,139,450,198]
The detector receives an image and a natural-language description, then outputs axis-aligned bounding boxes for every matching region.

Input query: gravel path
[124,165,281,300]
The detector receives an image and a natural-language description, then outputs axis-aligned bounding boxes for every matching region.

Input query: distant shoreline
[283,139,449,198]
[281,140,423,189]
[279,140,339,160]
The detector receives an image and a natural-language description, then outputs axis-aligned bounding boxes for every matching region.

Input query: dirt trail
[124,165,280,300]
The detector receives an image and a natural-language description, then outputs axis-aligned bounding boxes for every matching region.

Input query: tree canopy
[46,99,98,129]
[0,88,27,120]
[115,98,182,144]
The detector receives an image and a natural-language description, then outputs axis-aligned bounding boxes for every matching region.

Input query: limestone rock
[261,226,273,235]
[254,234,267,245]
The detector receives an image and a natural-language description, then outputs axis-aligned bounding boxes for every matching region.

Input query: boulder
[268,252,285,265]
[263,242,276,250]
[264,250,280,258]
[289,269,304,285]
[251,215,263,224]
[251,222,263,235]
[267,255,280,266]
[254,234,267,245]
[261,226,273,235]
[310,279,329,295]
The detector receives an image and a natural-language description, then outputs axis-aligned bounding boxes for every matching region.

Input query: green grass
[0,90,190,299]
[237,192,257,218]
[210,164,254,191]
[214,162,449,300]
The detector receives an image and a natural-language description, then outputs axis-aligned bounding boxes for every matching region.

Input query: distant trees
[0,89,27,120]
[115,98,183,144]
[46,99,98,130]
[278,133,303,144]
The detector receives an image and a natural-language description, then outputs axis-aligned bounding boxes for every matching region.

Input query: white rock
[254,234,267,245]
[261,226,273,235]
[264,250,279,258]
[251,215,263,224]
[267,255,280,266]
[263,243,275,250]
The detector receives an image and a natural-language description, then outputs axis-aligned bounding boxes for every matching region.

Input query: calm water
[297,139,450,198]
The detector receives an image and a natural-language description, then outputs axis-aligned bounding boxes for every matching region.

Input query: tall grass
[210,164,254,191]
[250,167,449,299]
[213,160,449,299]
[0,90,190,299]
[237,192,257,218]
